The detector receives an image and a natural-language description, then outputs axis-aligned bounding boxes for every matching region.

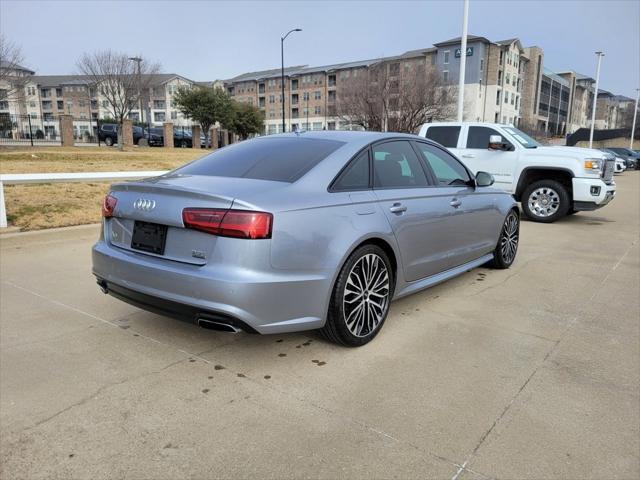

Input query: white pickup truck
[417,122,616,223]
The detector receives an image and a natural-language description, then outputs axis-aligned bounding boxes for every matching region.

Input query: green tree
[229,101,265,140]
[173,86,233,148]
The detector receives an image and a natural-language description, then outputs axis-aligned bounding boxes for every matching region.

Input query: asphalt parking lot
[1,173,638,480]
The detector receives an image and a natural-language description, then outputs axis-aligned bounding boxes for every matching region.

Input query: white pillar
[0,181,7,228]
[630,88,639,150]
[457,0,469,122]
[589,52,604,148]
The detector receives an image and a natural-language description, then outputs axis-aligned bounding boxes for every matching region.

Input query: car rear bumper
[92,240,331,334]
[572,177,616,208]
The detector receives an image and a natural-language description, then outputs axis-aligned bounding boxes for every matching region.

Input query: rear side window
[425,126,460,148]
[373,141,429,188]
[175,137,345,183]
[332,150,370,191]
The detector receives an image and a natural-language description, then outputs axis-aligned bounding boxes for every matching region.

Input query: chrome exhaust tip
[197,318,241,333]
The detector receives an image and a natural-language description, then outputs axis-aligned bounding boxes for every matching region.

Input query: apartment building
[224,34,636,137]
[1,67,219,140]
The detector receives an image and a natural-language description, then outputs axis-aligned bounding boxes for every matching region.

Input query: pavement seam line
[452,238,639,475]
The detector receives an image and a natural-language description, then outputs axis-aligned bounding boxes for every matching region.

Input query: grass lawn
[1,146,207,231]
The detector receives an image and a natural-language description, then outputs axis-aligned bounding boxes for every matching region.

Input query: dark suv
[98,123,144,146]
[144,127,193,147]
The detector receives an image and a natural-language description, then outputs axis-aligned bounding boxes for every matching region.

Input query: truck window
[466,126,513,149]
[424,126,460,148]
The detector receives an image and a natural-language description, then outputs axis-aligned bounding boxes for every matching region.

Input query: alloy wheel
[500,212,519,264]
[528,187,560,217]
[342,253,390,337]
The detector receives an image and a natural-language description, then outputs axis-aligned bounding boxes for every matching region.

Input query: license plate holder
[131,221,168,255]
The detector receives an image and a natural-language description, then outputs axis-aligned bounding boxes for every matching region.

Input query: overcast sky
[2,0,638,98]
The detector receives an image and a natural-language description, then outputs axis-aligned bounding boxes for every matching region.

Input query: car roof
[256,130,429,149]
[423,122,514,128]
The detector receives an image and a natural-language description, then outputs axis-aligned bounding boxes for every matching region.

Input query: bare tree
[336,61,456,133]
[0,34,30,101]
[77,50,160,150]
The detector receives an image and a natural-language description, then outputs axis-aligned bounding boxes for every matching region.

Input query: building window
[154,112,165,122]
[328,122,336,130]
[479,80,482,97]
[171,111,177,120]
[498,70,503,84]
[153,100,165,109]
[269,95,275,104]
[313,122,322,130]
[314,106,321,115]
[511,92,515,105]
[443,71,449,83]
[314,91,321,100]
[328,75,336,87]
[499,51,504,65]
[291,79,298,91]
[506,73,510,85]
[443,50,450,64]
[480,58,484,72]
[496,90,501,105]
[303,92,309,101]
[504,92,509,104]
[328,90,336,102]
[57,100,63,110]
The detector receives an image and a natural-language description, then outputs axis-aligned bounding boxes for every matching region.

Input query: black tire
[490,209,520,269]
[521,179,570,223]
[104,136,114,147]
[320,244,394,347]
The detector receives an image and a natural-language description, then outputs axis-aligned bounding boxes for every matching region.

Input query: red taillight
[182,208,272,239]
[102,194,117,218]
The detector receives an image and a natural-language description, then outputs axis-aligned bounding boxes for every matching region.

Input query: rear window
[425,126,460,148]
[175,137,345,183]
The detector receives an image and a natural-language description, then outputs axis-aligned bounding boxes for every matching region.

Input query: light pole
[128,57,143,124]
[588,51,604,148]
[457,0,469,122]
[281,28,302,133]
[630,88,639,150]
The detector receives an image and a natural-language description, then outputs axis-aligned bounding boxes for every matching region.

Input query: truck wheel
[104,136,113,147]
[522,180,570,223]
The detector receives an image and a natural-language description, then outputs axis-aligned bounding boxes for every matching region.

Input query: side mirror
[488,135,504,150]
[475,171,495,187]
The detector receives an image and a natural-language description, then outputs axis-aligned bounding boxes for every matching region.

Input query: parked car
[143,127,193,148]
[98,123,118,146]
[98,123,144,146]
[418,122,616,223]
[604,147,640,170]
[600,149,629,174]
[93,131,519,346]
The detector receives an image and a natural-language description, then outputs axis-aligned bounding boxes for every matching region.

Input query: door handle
[461,154,475,158]
[389,203,407,214]
[450,198,462,208]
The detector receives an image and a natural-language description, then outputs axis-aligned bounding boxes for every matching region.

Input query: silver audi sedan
[93,131,519,346]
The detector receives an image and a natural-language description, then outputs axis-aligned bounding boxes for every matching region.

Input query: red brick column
[163,122,174,148]
[60,115,74,147]
[122,119,134,147]
[210,127,218,150]
[192,125,201,149]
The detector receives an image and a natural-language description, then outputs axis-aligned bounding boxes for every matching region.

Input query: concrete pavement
[1,173,638,479]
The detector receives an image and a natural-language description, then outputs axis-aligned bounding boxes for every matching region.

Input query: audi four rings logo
[133,198,156,211]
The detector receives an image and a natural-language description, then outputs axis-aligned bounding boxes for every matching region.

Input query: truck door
[459,126,518,191]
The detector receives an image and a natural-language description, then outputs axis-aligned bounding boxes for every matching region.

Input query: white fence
[0,171,168,228]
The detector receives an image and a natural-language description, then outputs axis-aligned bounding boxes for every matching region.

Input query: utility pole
[281,28,302,133]
[129,57,143,124]
[457,0,469,122]
[589,51,604,148]
[630,88,639,150]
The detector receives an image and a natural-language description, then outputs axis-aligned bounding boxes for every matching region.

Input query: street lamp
[281,28,302,133]
[457,0,469,122]
[128,57,143,124]
[630,88,639,150]
[588,51,604,148]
